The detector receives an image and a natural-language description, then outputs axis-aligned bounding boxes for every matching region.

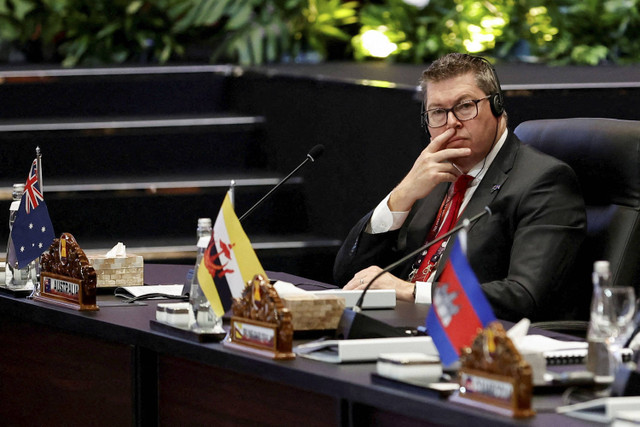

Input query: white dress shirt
[367,129,508,303]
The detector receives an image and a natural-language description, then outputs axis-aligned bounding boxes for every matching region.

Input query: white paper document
[557,396,640,424]
[515,334,588,353]
[115,284,184,298]
[310,289,396,309]
[294,336,437,363]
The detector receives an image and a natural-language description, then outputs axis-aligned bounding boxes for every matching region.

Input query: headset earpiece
[489,91,504,117]
[475,55,504,117]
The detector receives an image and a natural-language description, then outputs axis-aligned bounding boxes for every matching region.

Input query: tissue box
[88,254,144,288]
[282,294,345,331]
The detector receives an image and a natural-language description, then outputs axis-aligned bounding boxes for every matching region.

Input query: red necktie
[411,174,473,283]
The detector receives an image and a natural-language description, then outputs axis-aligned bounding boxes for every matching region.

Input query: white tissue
[105,242,127,258]
[506,318,547,385]
[507,318,530,342]
[273,281,317,298]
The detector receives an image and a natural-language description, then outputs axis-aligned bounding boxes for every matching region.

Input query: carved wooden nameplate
[453,322,534,418]
[223,274,294,360]
[34,233,98,311]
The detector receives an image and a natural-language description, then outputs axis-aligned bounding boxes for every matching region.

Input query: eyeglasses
[423,95,492,128]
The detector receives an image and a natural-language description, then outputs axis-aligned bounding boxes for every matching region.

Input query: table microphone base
[335,308,407,340]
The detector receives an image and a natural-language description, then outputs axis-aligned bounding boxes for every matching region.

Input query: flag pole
[36,146,43,193]
[29,146,44,299]
[228,179,236,209]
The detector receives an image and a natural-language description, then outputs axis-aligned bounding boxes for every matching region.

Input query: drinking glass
[590,286,636,376]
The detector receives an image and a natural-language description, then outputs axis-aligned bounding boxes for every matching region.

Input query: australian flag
[9,159,55,269]
[425,236,496,366]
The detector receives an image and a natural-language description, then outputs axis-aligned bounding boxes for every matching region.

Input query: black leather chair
[514,118,640,333]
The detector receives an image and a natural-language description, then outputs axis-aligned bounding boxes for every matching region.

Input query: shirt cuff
[414,281,432,304]
[367,193,410,234]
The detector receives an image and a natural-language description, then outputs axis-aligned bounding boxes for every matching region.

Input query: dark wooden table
[0,264,598,426]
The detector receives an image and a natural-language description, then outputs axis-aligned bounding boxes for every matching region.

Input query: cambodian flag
[425,237,496,366]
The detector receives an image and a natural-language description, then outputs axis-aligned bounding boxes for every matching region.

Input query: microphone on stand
[335,204,495,340]
[238,144,325,222]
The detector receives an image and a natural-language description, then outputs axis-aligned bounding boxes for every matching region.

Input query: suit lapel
[399,183,449,253]
[434,133,520,279]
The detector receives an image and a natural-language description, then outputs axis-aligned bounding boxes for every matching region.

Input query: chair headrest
[515,118,640,208]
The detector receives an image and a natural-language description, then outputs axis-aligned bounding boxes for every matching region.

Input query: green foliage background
[0,0,638,66]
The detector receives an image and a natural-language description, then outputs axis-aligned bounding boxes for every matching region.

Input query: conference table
[0,264,600,426]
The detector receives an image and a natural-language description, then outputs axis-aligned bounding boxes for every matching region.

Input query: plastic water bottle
[586,260,612,376]
[4,183,36,289]
[189,218,221,332]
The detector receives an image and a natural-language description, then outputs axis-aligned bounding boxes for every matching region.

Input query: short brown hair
[420,53,500,100]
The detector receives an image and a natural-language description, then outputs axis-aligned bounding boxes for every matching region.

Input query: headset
[420,54,504,136]
[480,56,505,117]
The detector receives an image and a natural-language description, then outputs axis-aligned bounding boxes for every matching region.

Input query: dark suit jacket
[333,132,586,322]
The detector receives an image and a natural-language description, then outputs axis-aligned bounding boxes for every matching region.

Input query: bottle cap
[197,218,212,228]
[12,183,25,199]
[594,260,610,275]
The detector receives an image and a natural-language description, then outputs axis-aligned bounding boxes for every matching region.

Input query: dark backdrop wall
[227,65,640,246]
[1,62,638,284]
[228,73,424,240]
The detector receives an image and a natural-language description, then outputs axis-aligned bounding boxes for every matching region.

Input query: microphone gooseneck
[353,204,494,311]
[238,144,325,222]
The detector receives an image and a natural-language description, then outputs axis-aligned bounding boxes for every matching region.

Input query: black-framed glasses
[423,95,491,128]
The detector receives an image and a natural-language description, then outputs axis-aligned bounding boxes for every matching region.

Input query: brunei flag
[425,236,496,366]
[196,193,267,317]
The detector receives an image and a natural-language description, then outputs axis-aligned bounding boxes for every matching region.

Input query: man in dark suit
[333,53,586,322]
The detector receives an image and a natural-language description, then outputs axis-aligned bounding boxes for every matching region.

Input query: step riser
[0,128,267,181]
[0,66,349,282]
[0,71,233,119]
[0,187,310,243]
